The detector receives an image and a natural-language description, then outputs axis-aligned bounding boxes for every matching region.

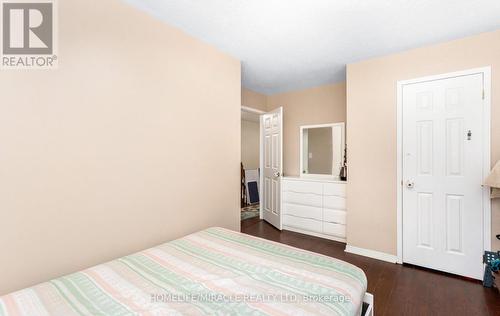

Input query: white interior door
[402,73,486,279]
[260,107,283,229]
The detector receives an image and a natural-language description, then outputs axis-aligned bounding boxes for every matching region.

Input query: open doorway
[241,107,263,221]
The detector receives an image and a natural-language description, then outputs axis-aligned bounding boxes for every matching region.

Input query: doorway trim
[396,67,491,264]
[242,106,265,115]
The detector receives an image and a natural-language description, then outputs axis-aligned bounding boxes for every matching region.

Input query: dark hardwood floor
[241,218,500,316]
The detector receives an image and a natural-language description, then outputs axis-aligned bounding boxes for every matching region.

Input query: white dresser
[282,177,347,242]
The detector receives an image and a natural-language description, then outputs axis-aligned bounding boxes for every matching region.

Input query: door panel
[417,192,433,249]
[416,120,433,176]
[261,107,282,229]
[445,118,464,176]
[445,194,464,254]
[402,73,485,279]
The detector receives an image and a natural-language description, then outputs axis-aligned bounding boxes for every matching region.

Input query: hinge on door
[482,90,485,100]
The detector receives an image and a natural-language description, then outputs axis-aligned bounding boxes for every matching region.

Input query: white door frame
[242,106,265,115]
[396,66,491,264]
[259,111,264,220]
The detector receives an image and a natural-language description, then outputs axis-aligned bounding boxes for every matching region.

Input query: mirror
[300,123,345,178]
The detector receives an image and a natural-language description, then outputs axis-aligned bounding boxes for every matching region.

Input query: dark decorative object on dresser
[241,163,248,207]
[339,146,347,181]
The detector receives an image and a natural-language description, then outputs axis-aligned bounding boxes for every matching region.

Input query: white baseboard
[283,226,346,243]
[345,245,398,264]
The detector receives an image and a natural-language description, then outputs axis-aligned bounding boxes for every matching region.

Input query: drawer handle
[325,221,344,225]
[285,190,322,196]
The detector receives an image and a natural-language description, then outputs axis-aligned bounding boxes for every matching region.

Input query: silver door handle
[406,181,415,189]
[273,171,281,178]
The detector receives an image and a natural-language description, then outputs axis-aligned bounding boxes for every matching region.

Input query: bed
[0,227,372,316]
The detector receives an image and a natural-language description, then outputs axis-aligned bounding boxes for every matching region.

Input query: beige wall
[241,119,260,170]
[347,30,500,255]
[242,88,268,112]
[268,83,346,176]
[0,0,241,295]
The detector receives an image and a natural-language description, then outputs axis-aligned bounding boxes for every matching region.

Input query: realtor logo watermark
[1,0,57,69]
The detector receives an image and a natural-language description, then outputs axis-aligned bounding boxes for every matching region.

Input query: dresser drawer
[283,215,323,234]
[323,195,346,210]
[283,180,322,195]
[283,191,322,208]
[283,203,322,221]
[323,209,346,225]
[323,182,346,197]
[323,222,346,238]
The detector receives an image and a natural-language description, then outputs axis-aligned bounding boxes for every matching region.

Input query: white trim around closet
[241,105,265,114]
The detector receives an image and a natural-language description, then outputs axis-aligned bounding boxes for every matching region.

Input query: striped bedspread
[0,227,367,316]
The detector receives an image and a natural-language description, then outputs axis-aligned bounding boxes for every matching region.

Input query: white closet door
[402,73,485,279]
[261,107,283,230]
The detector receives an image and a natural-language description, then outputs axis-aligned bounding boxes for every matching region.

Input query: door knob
[273,171,281,178]
[406,181,415,189]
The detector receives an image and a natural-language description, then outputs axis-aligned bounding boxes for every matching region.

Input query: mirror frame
[299,123,345,179]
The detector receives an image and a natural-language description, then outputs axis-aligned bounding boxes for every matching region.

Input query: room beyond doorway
[241,106,263,221]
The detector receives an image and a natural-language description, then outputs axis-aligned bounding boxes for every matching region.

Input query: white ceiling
[124,0,500,95]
